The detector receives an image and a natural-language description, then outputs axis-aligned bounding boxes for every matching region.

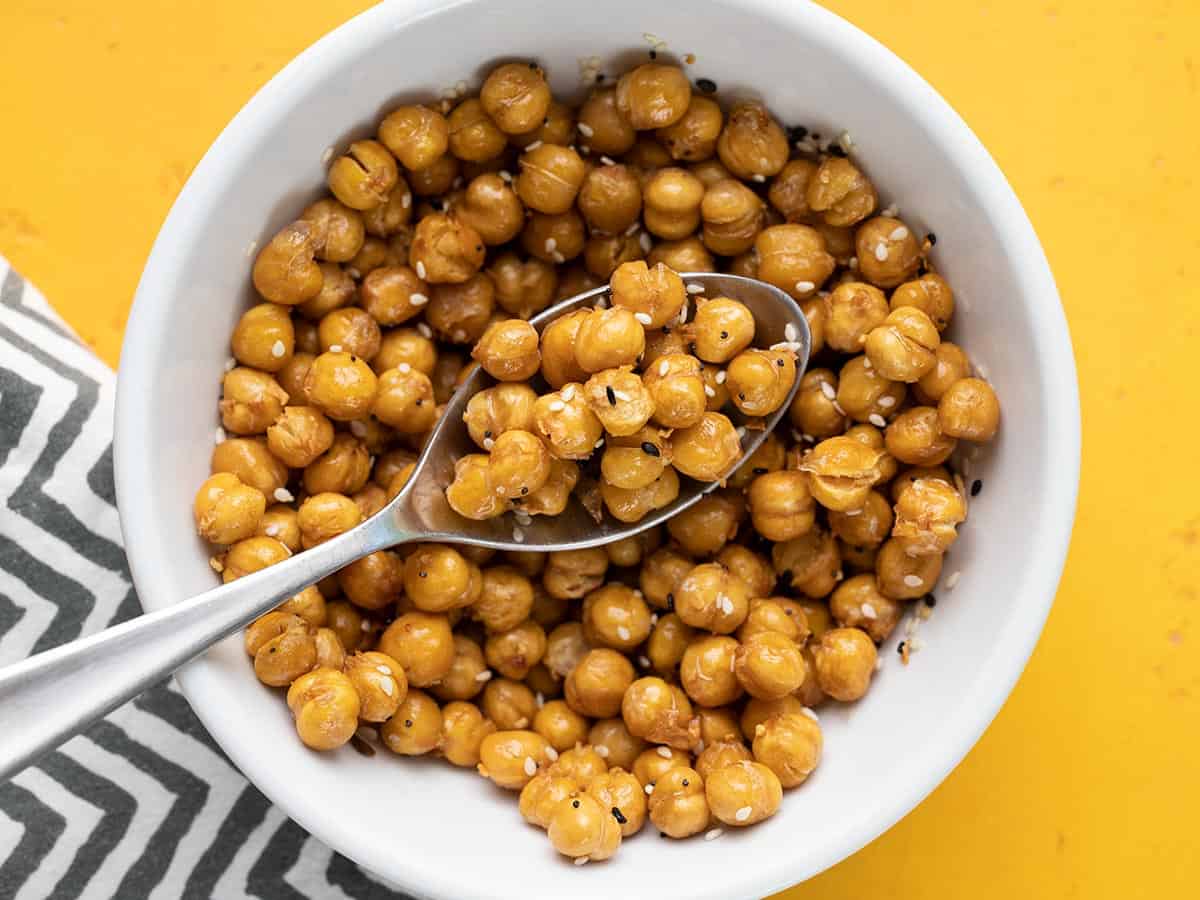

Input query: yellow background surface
[1,1,1198,897]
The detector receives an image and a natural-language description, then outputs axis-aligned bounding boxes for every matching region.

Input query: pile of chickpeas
[193,55,1001,864]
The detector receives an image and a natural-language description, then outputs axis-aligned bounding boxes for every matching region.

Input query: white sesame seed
[380,679,395,697]
[397,362,412,375]
[415,260,427,280]
[498,170,513,184]
[270,339,286,358]
[594,744,610,758]
[638,655,651,668]
[874,243,889,262]
[482,437,496,452]
[548,399,566,412]
[329,344,343,353]
[679,303,689,324]
[600,155,617,167]
[843,508,861,516]
[832,400,847,415]
[703,384,716,398]
[209,556,224,573]
[658,360,670,377]
[544,238,558,253]
[408,292,429,308]
[875,655,884,672]
[735,806,752,822]
[903,574,924,588]
[794,281,815,293]
[849,256,859,269]
[801,707,819,722]
[838,130,855,152]
[650,613,658,625]
[863,357,873,369]
[946,571,962,590]
[820,381,836,400]
[594,438,605,449]
[223,356,237,372]
[735,426,747,440]
[513,527,525,543]
[545,746,558,761]
[653,746,672,760]
[639,232,653,253]
[475,669,493,682]
[574,856,590,867]
[535,692,546,710]
[634,312,653,326]
[320,146,335,165]
[869,413,887,428]
[515,511,532,526]
[751,173,766,183]
[346,267,361,279]
[861,602,878,620]
[625,221,641,236]
[577,122,595,138]
[263,523,280,537]
[350,420,368,437]
[686,282,705,294]
[715,370,727,384]
[881,203,899,218]
[523,757,537,777]
[273,487,294,503]
[802,433,815,443]
[551,251,566,264]
[526,140,543,151]
[617,626,631,641]
[644,783,654,794]
[613,389,632,402]
[878,395,896,408]
[890,225,909,241]
[214,426,226,445]
[705,828,724,842]
[785,322,799,343]
[595,297,608,309]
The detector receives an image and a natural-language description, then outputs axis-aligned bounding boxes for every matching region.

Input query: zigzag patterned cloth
[0,260,412,899]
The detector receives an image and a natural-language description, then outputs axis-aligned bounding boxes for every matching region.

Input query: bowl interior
[115,1,1078,898]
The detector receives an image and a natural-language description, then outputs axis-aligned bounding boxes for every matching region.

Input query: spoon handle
[0,514,397,783]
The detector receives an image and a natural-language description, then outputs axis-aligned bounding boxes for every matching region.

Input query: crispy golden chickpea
[462,383,537,451]
[302,351,378,421]
[740,695,806,739]
[885,406,957,466]
[313,623,345,667]
[194,472,266,545]
[690,157,733,187]
[324,600,364,652]
[680,635,743,707]
[578,164,643,234]
[856,216,921,288]
[806,157,877,227]
[515,143,586,215]
[599,426,669,490]
[938,377,1000,442]
[486,429,550,500]
[482,678,538,729]
[589,233,644,282]
[425,275,496,345]
[300,198,367,264]
[615,270,687,342]
[231,303,295,373]
[642,167,704,240]
[276,584,324,626]
[509,97,574,148]
[431,635,488,702]
[252,621,316,687]
[552,744,610,783]
[219,368,288,436]
[735,632,806,701]
[639,547,693,609]
[799,435,887,512]
[538,310,590,388]
[532,386,604,460]
[656,96,722,161]
[600,465,679,524]
[466,565,533,633]
[646,766,707,838]
[296,492,361,548]
[585,769,646,837]
[821,281,886,353]
[369,364,436,435]
[830,573,902,642]
[584,367,655,437]
[480,62,552,135]
[700,179,763,256]
[524,457,580,519]
[772,527,841,599]
[343,651,407,722]
[579,583,651,652]
[789,369,846,439]
[221,535,289,582]
[445,97,506,162]
[335,550,402,611]
[378,611,455,687]
[615,63,691,130]
[360,182,413,240]
[520,208,585,263]
[727,348,797,417]
[666,489,744,557]
[532,699,589,751]
[278,350,316,404]
[574,307,646,374]
[403,544,481,612]
[892,272,954,331]
[381,689,442,755]
[709,549,769,602]
[373,329,436,379]
[410,212,485,285]
[520,772,581,828]
[485,620,546,680]
[328,139,397,210]
[548,792,622,861]
[706,759,782,826]
[301,437,368,501]
[746,470,814,542]
[647,236,715,273]
[835,355,905,426]
[736,598,805,644]
[264,406,332,469]
[632,745,691,786]
[752,224,834,301]
[253,220,323,306]
[358,265,426,326]
[828,488,893,549]
[813,627,877,701]
[578,87,636,155]
[378,105,448,171]
[245,611,306,656]
[544,548,609,600]
[865,306,940,383]
[543,622,590,683]
[914,342,971,405]
[478,729,553,789]
[286,668,359,751]
[645,612,693,675]
[407,154,459,198]
[621,677,696,750]
[452,174,523,246]
[564,648,634,718]
[588,718,645,770]
[472,319,540,381]
[767,159,817,221]
[752,711,821,788]
[687,296,754,363]
[716,100,788,180]
[668,411,742,482]
[440,700,495,767]
[891,465,952,502]
[639,353,703,429]
[695,738,753,781]
[606,529,660,568]
[345,235,391,278]
[892,475,967,556]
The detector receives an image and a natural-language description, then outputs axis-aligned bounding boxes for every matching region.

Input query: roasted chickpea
[578,164,643,235]
[812,627,877,701]
[194,472,266,545]
[656,96,722,161]
[407,154,459,197]
[461,566,532,634]
[544,548,609,600]
[380,689,443,755]
[856,216,921,288]
[574,307,647,374]
[423,274,495,345]
[767,159,817,221]
[251,620,316,687]
[727,348,797,417]
[221,534,290,583]
[885,406,957,466]
[302,432,371,495]
[359,181,413,240]
[478,729,553,790]
[439,700,495,767]
[484,620,546,681]
[799,435,886,512]
[450,175,523,247]
[346,236,391,278]
[584,719,642,770]
[647,236,715,273]
[632,745,691,787]
[403,544,481,612]
[597,426,667,491]
[520,208,585,263]
[515,143,586,215]
[772,527,841,599]
[821,281,885,353]
[736,598,805,644]
[740,695,806,739]
[600,465,679,524]
[584,769,646,837]
[531,699,589,751]
[615,63,691,130]
[373,329,437,379]
[787,369,845,439]
[693,738,752,780]
[582,584,652,651]
[752,711,821,788]
[642,612,692,676]
[378,105,449,171]
[705,759,782,826]
[584,367,655,437]
[611,261,686,331]
[219,368,288,436]
[590,234,645,285]
[550,745,609,784]
[578,87,636,156]
[487,429,552,500]
[833,358,903,427]
[648,766,708,839]
[480,62,552,135]
[892,272,954,331]
[864,306,940,383]
[231,303,295,373]
[828,489,894,549]
[806,157,877,227]
[633,354,702,431]
[472,319,540,381]
[430,635,488,702]
[444,97,506,162]
[753,224,835,301]
[277,351,316,405]
[253,220,323,305]
[892,477,965,561]
[829,573,901,642]
[716,101,788,180]
[665,490,744,557]
[296,492,361,548]
[700,179,764,256]
[619,677,694,750]
[343,651,407,722]
[482,678,538,730]
[539,310,590,388]
[333,551,402,612]
[368,367,434,434]
[605,529,660,569]
[548,792,622,861]
[410,212,485,285]
[641,167,704,240]
[639,547,693,609]
[460,384,535,452]
[302,351,378,421]
[690,157,733,187]
[519,772,581,828]
[301,198,367,265]
[378,611,455,687]
[532,386,604,461]
[680,635,742,707]
[735,631,806,701]
[938,377,1001,442]
[668,411,742,481]
[538,623,588,684]
[746,469,814,542]
[687,296,754,363]
[286,668,359,750]
[259,504,302,553]
[914,342,971,405]
[357,265,425,326]
[323,600,364,653]
[327,139,398,210]
[565,648,635,718]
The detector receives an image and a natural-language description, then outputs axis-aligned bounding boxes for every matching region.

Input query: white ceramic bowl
[115,1,1080,897]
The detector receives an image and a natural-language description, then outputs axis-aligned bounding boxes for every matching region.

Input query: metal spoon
[0,273,808,782]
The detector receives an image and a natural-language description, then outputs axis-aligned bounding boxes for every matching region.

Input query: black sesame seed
[484,430,493,438]
[641,441,661,457]
[738,393,745,401]
[612,807,627,824]
[404,719,413,727]
[528,61,538,69]
[521,486,529,495]
[415,399,423,406]
[430,198,443,211]
[828,144,848,158]
[665,593,675,611]
[595,73,605,83]
[971,479,982,497]
[696,77,717,93]
[896,642,906,657]
[753,467,768,475]
[660,831,667,838]
[924,593,937,608]
[681,778,689,787]
[777,358,785,366]
[649,49,658,59]
[786,125,808,142]
[349,355,358,363]
[662,325,671,334]
[606,385,617,406]
[268,646,277,653]
[572,799,581,808]
[511,496,524,504]
[926,232,937,246]
[475,245,483,253]
[811,132,821,140]
[720,330,729,339]
[419,571,427,578]
[780,569,792,584]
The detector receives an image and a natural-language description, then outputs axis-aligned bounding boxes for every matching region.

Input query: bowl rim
[114,0,1081,896]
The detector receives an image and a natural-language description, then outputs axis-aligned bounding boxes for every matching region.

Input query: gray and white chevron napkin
[0,259,413,900]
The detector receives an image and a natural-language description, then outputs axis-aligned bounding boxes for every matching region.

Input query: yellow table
[2,1,1197,896]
